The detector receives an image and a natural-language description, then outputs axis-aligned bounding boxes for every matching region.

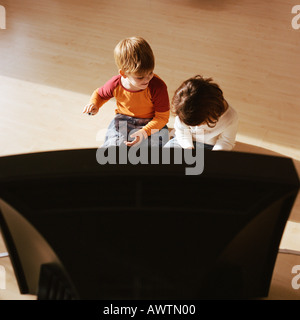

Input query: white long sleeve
[212,118,239,150]
[174,105,239,150]
[174,116,194,148]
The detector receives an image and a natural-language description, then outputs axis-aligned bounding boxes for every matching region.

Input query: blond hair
[114,36,155,75]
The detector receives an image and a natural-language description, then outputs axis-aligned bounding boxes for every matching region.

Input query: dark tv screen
[0,147,299,299]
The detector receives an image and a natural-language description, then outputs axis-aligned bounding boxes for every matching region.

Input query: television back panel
[0,148,299,299]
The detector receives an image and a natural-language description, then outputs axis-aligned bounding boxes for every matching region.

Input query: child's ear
[119,69,127,78]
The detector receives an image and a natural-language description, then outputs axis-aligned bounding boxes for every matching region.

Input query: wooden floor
[0,0,299,300]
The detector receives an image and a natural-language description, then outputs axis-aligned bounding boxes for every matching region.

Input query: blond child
[164,75,238,150]
[83,36,170,147]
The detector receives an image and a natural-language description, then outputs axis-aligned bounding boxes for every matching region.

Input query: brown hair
[114,36,155,75]
[172,75,228,127]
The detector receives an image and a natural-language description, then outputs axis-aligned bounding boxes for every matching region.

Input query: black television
[0,147,299,300]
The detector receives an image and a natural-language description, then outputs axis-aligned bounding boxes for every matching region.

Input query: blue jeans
[101,114,169,148]
[164,136,214,150]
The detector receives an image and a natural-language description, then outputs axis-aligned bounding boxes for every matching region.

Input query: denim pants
[101,114,169,148]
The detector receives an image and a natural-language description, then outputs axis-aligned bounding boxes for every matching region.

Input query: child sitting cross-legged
[83,36,170,148]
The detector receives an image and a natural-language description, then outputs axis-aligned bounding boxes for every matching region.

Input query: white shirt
[174,105,239,150]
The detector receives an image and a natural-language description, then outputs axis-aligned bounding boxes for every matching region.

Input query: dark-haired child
[164,75,238,150]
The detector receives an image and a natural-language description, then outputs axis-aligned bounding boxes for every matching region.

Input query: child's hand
[82,103,99,115]
[124,129,148,147]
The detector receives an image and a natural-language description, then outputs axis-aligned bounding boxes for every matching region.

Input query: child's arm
[124,110,170,147]
[213,115,239,151]
[174,116,194,149]
[82,88,110,115]
[83,76,118,115]
[142,110,170,136]
[135,75,170,137]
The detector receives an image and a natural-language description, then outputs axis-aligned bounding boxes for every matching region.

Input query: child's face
[124,70,154,91]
